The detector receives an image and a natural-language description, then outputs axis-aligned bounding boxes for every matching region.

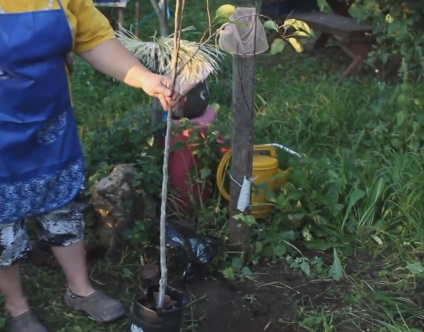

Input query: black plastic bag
[165,219,218,280]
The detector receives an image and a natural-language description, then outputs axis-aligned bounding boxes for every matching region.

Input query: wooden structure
[93,0,129,32]
[263,0,376,77]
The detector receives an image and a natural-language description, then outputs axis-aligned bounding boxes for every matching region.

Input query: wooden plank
[292,12,374,38]
[259,1,376,77]
[93,0,129,7]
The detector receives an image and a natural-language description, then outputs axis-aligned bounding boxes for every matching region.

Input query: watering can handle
[253,144,277,158]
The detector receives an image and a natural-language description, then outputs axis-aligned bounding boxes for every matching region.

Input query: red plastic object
[167,107,218,215]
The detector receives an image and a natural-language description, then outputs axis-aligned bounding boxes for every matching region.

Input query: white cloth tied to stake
[219,7,269,56]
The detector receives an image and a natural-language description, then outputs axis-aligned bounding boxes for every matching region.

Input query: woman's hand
[80,39,180,110]
[139,72,179,111]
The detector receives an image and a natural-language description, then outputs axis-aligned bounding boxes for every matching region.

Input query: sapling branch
[206,0,212,39]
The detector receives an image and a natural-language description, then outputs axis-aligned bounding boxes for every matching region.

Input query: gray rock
[90,164,147,252]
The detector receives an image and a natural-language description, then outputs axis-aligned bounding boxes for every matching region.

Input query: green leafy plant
[221,255,254,281]
[351,0,424,80]
[263,18,314,54]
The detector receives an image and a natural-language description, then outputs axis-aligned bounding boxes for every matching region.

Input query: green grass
[3,0,424,331]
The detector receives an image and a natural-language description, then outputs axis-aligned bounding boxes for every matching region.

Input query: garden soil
[183,264,346,332]
[26,244,357,332]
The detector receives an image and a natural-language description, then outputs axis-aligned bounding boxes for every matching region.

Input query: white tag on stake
[237,176,251,212]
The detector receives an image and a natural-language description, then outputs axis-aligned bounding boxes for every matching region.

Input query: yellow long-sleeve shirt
[0,0,115,53]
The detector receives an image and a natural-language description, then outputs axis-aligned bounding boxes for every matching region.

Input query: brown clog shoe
[64,289,126,322]
[6,310,48,332]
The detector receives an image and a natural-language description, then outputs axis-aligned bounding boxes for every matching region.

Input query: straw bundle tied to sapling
[116,27,225,85]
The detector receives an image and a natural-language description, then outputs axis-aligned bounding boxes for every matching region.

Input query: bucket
[128,286,185,332]
[216,145,289,219]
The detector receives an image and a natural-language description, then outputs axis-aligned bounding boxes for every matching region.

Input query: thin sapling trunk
[156,0,183,310]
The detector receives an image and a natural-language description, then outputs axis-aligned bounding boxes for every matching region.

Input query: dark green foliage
[351,0,424,80]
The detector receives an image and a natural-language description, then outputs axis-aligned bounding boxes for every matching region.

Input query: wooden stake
[135,2,140,38]
[117,7,124,32]
[229,54,255,250]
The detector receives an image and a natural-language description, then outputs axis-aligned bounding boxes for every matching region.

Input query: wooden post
[159,0,169,37]
[229,55,255,250]
[117,7,124,32]
[135,2,140,38]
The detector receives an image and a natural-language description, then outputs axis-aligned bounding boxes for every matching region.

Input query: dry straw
[116,27,224,84]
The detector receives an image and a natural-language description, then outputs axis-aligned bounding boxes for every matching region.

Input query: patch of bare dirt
[181,263,347,332]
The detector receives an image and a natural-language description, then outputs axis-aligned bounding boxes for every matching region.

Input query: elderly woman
[0,0,178,331]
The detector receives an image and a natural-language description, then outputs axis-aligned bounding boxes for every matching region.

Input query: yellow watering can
[216,144,289,219]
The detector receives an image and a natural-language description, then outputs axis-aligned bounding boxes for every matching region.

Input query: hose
[216,148,232,201]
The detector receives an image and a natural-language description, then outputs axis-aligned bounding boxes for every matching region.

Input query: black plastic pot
[128,286,185,332]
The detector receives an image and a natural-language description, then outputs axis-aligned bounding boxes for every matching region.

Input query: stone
[90,164,146,252]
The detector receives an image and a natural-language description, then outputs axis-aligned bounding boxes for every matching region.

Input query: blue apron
[0,1,84,223]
